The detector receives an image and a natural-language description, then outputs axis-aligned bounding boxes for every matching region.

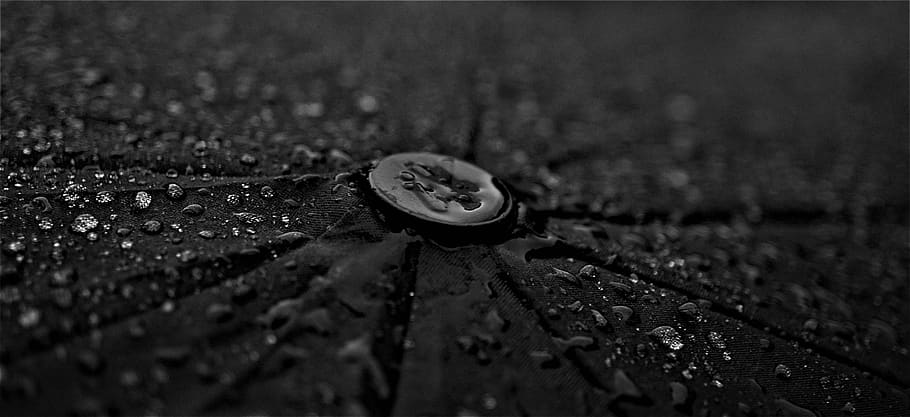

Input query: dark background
[2,2,907,214]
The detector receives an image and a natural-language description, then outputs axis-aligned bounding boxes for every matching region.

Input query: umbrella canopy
[1,3,907,416]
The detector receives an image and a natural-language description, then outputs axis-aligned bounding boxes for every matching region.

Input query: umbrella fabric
[1,3,908,416]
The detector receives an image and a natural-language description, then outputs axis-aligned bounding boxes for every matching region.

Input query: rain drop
[234,212,265,224]
[775,364,792,380]
[669,382,692,414]
[18,308,41,328]
[548,267,581,287]
[141,220,163,234]
[612,305,634,323]
[62,184,86,204]
[182,204,205,216]
[50,267,77,286]
[578,264,598,281]
[166,184,185,200]
[649,326,684,350]
[677,302,701,320]
[37,217,54,230]
[95,191,115,204]
[134,191,152,210]
[240,153,258,166]
[71,214,99,233]
[591,309,609,328]
[206,303,234,322]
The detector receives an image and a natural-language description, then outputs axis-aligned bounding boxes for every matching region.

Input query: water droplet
[52,289,74,309]
[18,308,41,328]
[240,153,258,166]
[166,184,185,200]
[609,281,633,297]
[206,303,234,322]
[326,149,353,167]
[841,402,856,415]
[260,185,274,199]
[71,214,99,233]
[567,300,584,313]
[76,350,104,374]
[134,191,152,210]
[51,267,77,286]
[358,94,379,113]
[612,305,634,323]
[707,331,726,349]
[231,284,257,305]
[547,267,581,287]
[161,300,176,313]
[141,220,163,234]
[529,350,560,369]
[553,335,596,351]
[119,370,141,388]
[234,212,264,224]
[128,320,146,339]
[37,217,54,230]
[481,393,497,410]
[669,382,692,414]
[226,194,241,206]
[775,364,792,379]
[591,309,609,328]
[165,168,179,178]
[31,196,52,212]
[177,250,198,263]
[649,326,684,350]
[182,204,205,216]
[62,184,86,204]
[578,264,598,281]
[198,230,216,239]
[677,302,701,320]
[296,102,324,118]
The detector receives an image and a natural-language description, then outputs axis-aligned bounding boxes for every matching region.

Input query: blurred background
[2,2,907,221]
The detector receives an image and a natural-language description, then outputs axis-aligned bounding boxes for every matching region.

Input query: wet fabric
[1,3,908,416]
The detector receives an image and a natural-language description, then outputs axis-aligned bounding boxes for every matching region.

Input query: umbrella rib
[531,240,910,389]
[3,203,362,361]
[487,247,610,393]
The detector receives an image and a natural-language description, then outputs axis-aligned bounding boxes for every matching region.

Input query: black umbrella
[1,3,907,416]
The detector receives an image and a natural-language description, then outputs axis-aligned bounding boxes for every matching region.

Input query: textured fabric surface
[1,3,908,416]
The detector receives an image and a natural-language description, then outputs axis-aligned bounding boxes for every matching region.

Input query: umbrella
[1,3,907,416]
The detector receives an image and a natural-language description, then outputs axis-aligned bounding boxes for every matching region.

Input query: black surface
[1,2,908,416]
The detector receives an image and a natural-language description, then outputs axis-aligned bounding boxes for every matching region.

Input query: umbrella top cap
[368,152,509,226]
